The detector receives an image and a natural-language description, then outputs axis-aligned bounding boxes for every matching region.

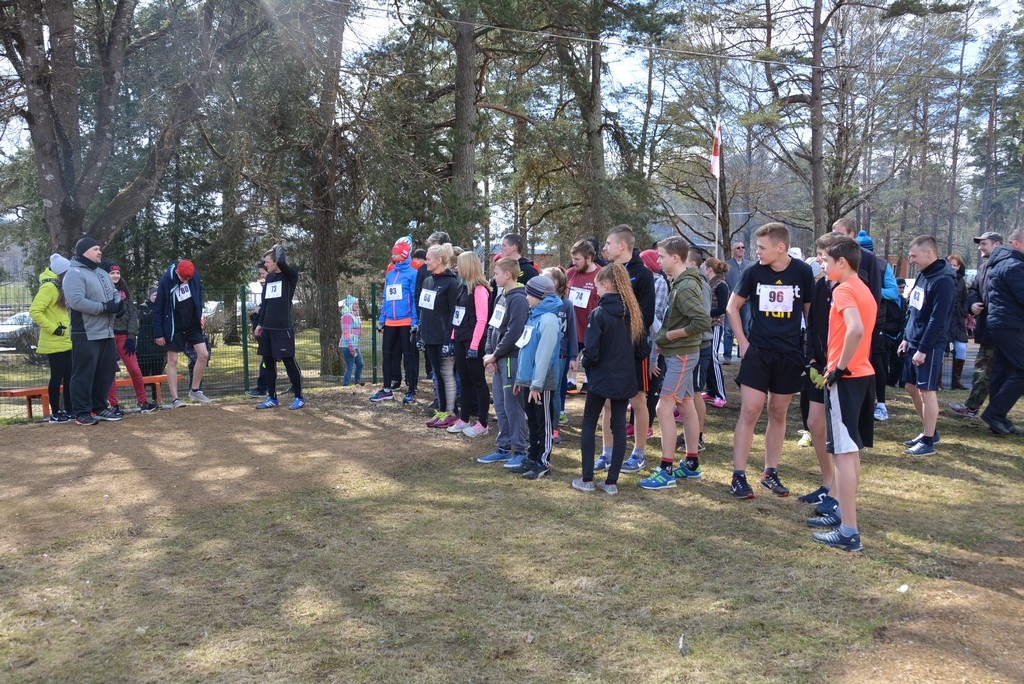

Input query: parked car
[0,312,36,347]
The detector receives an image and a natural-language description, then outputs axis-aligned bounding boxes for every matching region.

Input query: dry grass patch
[0,377,1022,682]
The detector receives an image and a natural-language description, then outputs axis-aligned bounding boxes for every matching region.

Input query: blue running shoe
[806,512,842,528]
[620,454,645,473]
[730,473,754,499]
[477,449,511,464]
[902,441,936,456]
[672,463,703,479]
[638,468,677,490]
[594,453,611,471]
[815,495,839,517]
[503,452,529,470]
[798,485,830,505]
[812,528,863,552]
[289,397,305,410]
[256,397,279,409]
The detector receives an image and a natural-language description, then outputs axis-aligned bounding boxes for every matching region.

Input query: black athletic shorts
[258,328,297,360]
[735,345,805,395]
[825,375,875,454]
[165,326,207,353]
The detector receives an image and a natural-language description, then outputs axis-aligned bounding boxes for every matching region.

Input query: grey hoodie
[63,257,117,341]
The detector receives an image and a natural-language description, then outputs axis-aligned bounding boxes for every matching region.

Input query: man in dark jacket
[898,235,955,455]
[979,230,1024,435]
[154,258,211,405]
[950,232,1002,418]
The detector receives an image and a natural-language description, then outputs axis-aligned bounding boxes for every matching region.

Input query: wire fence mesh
[0,282,393,419]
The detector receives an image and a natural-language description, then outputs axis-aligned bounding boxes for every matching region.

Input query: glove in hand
[415,336,426,352]
[54,323,66,336]
[441,342,454,358]
[826,367,851,387]
[124,338,136,356]
[376,322,384,333]
[809,367,826,390]
[467,348,479,359]
[104,299,120,314]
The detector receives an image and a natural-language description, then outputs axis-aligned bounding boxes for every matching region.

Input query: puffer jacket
[514,294,563,391]
[29,268,72,354]
[380,250,419,328]
[984,246,1024,332]
[581,292,639,400]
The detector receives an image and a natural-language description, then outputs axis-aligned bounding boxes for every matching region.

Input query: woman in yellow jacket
[29,253,74,422]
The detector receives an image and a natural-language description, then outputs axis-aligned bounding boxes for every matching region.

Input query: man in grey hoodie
[63,237,124,425]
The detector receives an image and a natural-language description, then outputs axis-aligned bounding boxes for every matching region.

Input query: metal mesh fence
[0,283,392,419]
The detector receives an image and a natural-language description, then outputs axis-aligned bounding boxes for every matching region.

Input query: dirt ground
[2,385,1022,682]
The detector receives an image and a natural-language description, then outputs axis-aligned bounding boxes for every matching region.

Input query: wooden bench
[0,374,182,419]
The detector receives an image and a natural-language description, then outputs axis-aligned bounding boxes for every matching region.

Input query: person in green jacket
[29,253,74,422]
[639,237,712,490]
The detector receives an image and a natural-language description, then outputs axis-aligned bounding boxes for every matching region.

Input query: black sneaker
[730,473,754,499]
[138,402,158,413]
[47,412,71,424]
[812,528,863,552]
[903,441,936,456]
[95,407,123,422]
[798,485,829,505]
[806,512,842,528]
[522,463,550,480]
[815,495,839,517]
[508,458,538,474]
[760,470,790,496]
[110,405,125,418]
[698,437,706,452]
[245,389,264,398]
[75,413,99,426]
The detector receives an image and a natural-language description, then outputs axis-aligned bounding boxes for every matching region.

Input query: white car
[0,311,36,347]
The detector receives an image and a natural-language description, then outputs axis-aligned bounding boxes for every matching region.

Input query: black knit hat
[75,237,101,258]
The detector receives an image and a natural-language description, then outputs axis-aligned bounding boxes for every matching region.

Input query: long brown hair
[596,263,644,344]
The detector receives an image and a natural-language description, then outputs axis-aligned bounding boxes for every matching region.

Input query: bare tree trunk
[451,2,478,244]
[309,0,350,376]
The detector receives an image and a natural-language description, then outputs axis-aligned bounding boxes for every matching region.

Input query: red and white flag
[710,119,722,179]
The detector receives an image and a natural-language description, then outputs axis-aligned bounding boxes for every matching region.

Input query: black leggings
[265,356,303,399]
[581,391,628,484]
[382,325,417,392]
[454,341,490,426]
[47,350,73,414]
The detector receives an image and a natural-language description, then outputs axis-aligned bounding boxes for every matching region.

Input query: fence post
[240,284,250,393]
[371,281,378,384]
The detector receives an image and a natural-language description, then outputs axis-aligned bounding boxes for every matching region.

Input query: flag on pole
[710,119,722,179]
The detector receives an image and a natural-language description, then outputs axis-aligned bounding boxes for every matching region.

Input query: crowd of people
[28,238,302,424]
[364,223,1024,554]
[29,225,1023,552]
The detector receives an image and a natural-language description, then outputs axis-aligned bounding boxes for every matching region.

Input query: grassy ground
[0,375,1021,682]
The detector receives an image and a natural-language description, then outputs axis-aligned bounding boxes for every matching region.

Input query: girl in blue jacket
[372,236,420,403]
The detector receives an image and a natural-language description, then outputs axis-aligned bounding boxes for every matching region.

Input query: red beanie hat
[392,236,412,261]
[639,249,660,274]
[176,259,195,280]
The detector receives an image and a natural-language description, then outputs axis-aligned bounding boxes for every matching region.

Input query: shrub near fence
[0,284,397,419]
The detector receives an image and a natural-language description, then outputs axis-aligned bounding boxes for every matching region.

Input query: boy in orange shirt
[809,233,877,552]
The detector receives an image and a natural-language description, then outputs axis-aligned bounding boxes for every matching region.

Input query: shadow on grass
[0,385,1021,682]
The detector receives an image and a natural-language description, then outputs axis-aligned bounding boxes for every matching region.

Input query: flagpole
[711,116,722,258]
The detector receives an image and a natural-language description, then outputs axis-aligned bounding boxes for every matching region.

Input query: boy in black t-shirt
[725,223,815,499]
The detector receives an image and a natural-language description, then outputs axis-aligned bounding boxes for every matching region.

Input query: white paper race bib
[266,281,283,299]
[453,306,466,326]
[488,304,506,328]
[386,283,403,302]
[419,289,437,310]
[909,286,925,311]
[177,283,192,302]
[569,286,591,308]
[757,284,796,313]
[515,325,534,349]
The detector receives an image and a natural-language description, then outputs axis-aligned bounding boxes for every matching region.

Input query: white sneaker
[463,421,489,438]
[446,418,470,433]
[797,429,812,448]
[188,389,212,404]
[874,403,889,421]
